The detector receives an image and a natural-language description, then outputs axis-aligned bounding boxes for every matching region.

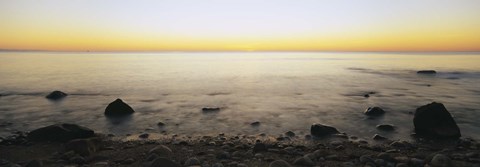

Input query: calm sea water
[1,52,479,141]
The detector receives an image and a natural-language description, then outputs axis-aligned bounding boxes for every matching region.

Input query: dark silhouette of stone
[310,123,340,137]
[27,123,94,142]
[373,134,388,140]
[414,102,461,138]
[202,107,220,112]
[45,90,68,100]
[250,121,260,126]
[365,107,385,116]
[148,157,180,167]
[376,124,395,131]
[104,99,135,117]
[253,142,267,153]
[417,70,437,74]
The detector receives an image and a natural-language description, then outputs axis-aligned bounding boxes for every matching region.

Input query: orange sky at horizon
[1,0,480,52]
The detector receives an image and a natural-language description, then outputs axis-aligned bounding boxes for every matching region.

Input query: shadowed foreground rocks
[104,99,135,117]
[414,102,461,138]
[310,123,340,137]
[27,123,94,142]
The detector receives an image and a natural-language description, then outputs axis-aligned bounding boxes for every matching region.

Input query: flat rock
[365,107,385,116]
[417,70,437,74]
[45,90,68,100]
[104,99,135,117]
[376,124,395,131]
[310,123,340,137]
[27,123,94,142]
[414,102,461,138]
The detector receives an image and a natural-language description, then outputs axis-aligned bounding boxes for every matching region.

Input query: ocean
[1,52,479,141]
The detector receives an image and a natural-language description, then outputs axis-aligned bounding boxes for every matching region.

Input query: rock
[27,123,95,142]
[310,123,340,137]
[122,158,135,164]
[417,70,437,74]
[202,107,220,112]
[148,145,173,158]
[285,131,295,137]
[396,163,408,167]
[364,107,385,116]
[157,122,165,126]
[414,102,461,138]
[104,99,135,117]
[25,159,42,167]
[360,155,374,164]
[250,121,260,126]
[377,153,392,161]
[212,163,224,167]
[45,90,68,100]
[139,133,149,139]
[293,156,315,166]
[148,157,180,167]
[364,94,370,98]
[253,143,267,153]
[410,158,425,167]
[65,138,99,156]
[70,155,86,164]
[330,140,343,146]
[376,124,395,131]
[373,134,388,140]
[430,154,452,167]
[184,157,201,166]
[269,160,291,167]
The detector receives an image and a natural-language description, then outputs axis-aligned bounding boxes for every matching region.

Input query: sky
[1,0,480,52]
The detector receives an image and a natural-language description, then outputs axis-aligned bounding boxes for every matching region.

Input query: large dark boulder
[45,90,68,100]
[364,107,385,116]
[414,102,461,138]
[27,123,95,142]
[310,123,340,137]
[104,99,135,117]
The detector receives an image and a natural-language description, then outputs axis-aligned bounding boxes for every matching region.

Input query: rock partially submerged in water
[365,107,385,116]
[45,90,68,100]
[417,70,437,74]
[104,99,135,117]
[414,102,461,138]
[310,123,340,137]
[376,124,395,131]
[202,107,220,112]
[27,123,94,142]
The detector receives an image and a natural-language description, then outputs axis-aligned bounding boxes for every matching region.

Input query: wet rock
[364,94,370,98]
[139,133,149,139]
[253,143,267,153]
[27,123,94,142]
[45,90,68,100]
[202,107,220,112]
[394,156,409,163]
[377,153,392,161]
[310,123,340,137]
[157,122,165,126]
[376,124,395,131]
[65,138,99,156]
[417,70,437,74]
[414,102,461,138]
[396,163,408,167]
[269,160,292,167]
[293,156,315,166]
[104,99,135,117]
[122,158,135,164]
[25,159,42,167]
[364,107,385,116]
[250,121,260,126]
[184,157,201,166]
[148,157,180,167]
[373,134,388,140]
[430,154,452,167]
[410,158,425,167]
[285,131,295,137]
[360,155,374,164]
[70,155,86,164]
[148,145,173,158]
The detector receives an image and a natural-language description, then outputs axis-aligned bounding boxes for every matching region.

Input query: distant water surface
[1,52,479,141]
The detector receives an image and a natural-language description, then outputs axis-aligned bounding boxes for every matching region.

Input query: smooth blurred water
[1,52,479,141]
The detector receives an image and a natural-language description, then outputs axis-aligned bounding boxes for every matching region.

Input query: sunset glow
[1,0,480,52]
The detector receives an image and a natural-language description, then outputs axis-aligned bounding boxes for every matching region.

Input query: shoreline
[1,129,479,167]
